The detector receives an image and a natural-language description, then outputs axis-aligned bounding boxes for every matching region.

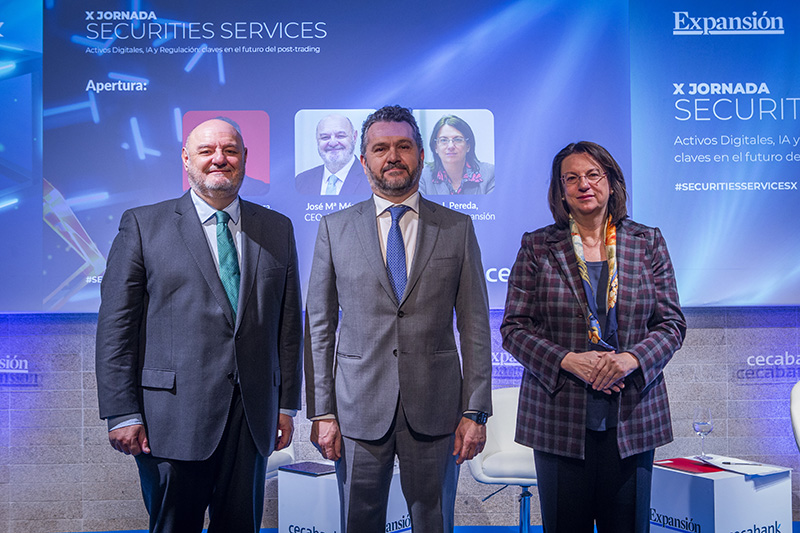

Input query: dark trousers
[336,403,459,533]
[534,428,654,533]
[135,388,267,533]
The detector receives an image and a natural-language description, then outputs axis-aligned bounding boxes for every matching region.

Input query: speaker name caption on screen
[303,201,355,221]
[438,200,496,222]
[303,201,495,222]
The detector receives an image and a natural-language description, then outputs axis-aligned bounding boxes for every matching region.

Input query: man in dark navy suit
[96,117,303,533]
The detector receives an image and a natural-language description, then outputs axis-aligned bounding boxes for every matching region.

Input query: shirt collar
[323,155,357,181]
[373,191,420,217]
[190,189,240,224]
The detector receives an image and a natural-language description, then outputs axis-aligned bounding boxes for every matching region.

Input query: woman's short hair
[547,141,628,228]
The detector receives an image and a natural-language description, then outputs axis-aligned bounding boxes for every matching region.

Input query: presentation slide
[631,2,799,305]
[0,0,795,311]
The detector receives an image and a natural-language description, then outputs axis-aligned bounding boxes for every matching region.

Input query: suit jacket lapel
[354,198,397,302]
[237,200,260,330]
[174,192,236,328]
[546,227,589,312]
[404,198,439,305]
[614,221,643,337]
[339,157,361,195]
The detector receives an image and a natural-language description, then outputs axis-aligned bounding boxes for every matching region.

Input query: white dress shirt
[373,191,420,276]
[319,156,359,195]
[191,189,242,272]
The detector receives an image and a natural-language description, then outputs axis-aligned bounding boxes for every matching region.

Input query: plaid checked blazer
[501,218,686,460]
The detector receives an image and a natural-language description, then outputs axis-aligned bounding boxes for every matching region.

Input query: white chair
[265,440,296,479]
[467,387,537,533]
[790,381,800,452]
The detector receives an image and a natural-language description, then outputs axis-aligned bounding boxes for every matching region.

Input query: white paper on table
[697,454,791,476]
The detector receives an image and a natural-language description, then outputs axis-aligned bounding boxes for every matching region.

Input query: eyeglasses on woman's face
[435,136,468,147]
[560,170,606,187]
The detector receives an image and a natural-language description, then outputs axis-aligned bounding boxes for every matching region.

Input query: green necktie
[215,210,240,319]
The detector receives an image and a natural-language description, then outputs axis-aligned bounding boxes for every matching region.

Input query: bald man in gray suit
[304,106,492,533]
[96,118,302,533]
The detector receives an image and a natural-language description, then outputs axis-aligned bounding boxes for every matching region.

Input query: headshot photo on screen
[417,109,495,196]
[294,109,373,196]
[182,110,271,200]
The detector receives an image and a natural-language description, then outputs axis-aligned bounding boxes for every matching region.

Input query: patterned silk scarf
[569,214,619,350]
[432,162,483,194]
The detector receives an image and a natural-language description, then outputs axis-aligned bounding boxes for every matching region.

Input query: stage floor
[76,525,800,533]
[68,528,800,533]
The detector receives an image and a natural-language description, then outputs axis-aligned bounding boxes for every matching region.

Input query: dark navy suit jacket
[295,157,371,195]
[96,191,303,460]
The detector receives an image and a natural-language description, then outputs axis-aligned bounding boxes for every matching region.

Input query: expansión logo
[0,355,40,387]
[673,11,785,36]
[650,507,701,532]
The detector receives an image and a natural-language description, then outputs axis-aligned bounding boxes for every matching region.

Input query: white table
[650,456,791,533]
[278,461,409,533]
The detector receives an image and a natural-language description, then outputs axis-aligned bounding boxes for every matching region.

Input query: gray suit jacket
[96,191,303,461]
[304,195,492,440]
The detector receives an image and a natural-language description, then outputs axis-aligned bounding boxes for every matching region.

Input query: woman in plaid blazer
[501,141,686,533]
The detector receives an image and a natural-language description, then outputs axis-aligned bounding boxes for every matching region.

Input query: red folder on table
[654,457,725,474]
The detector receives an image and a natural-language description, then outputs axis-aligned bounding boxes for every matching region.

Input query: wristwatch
[462,411,489,425]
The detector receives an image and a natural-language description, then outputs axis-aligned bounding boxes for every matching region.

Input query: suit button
[393,349,398,357]
[397,310,405,317]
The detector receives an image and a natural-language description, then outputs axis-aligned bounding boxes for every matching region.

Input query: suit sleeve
[278,219,304,411]
[95,209,146,420]
[625,227,686,390]
[500,234,571,395]
[455,217,493,415]
[303,217,340,419]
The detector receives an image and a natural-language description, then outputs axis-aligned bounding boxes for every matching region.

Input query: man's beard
[187,165,244,198]
[365,160,422,198]
[321,145,354,172]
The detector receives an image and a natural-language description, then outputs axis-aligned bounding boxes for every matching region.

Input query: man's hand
[453,417,486,465]
[590,351,639,392]
[108,424,150,456]
[275,413,294,451]
[311,419,342,461]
